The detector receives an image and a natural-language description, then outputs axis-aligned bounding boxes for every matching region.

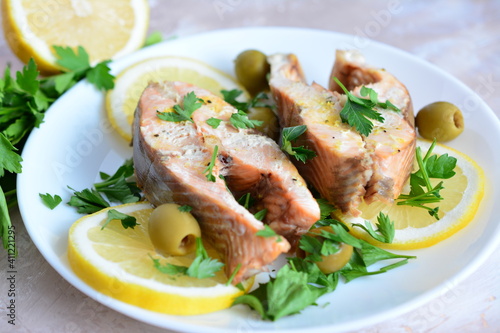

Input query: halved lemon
[337,139,485,250]
[106,56,248,142]
[2,0,149,74]
[68,202,253,315]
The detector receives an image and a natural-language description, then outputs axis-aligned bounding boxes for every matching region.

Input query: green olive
[297,227,353,274]
[148,203,201,257]
[247,106,279,139]
[415,101,464,142]
[234,50,270,95]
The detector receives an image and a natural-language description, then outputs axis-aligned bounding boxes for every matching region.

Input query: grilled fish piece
[268,54,372,217]
[329,50,416,204]
[133,81,319,283]
[268,50,416,216]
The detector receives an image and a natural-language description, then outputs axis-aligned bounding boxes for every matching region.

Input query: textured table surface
[1,0,499,332]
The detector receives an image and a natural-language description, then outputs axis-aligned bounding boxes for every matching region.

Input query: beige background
[1,0,500,332]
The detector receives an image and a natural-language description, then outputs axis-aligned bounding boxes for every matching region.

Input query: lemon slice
[337,139,485,250]
[68,202,253,315]
[106,56,247,142]
[2,0,149,74]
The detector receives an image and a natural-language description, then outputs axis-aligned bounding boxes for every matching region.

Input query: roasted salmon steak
[133,81,319,283]
[329,50,416,205]
[268,50,416,217]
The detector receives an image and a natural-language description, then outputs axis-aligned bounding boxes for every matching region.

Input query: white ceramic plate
[17,27,500,332]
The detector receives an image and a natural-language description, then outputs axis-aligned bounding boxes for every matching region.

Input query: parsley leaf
[281,125,316,163]
[94,159,141,204]
[333,77,402,136]
[230,110,263,129]
[151,238,224,279]
[39,193,62,210]
[150,254,188,275]
[178,205,193,212]
[143,31,163,47]
[254,208,268,221]
[256,225,282,242]
[221,89,248,111]
[351,212,395,243]
[157,91,204,122]
[16,58,40,95]
[186,238,225,279]
[204,145,218,182]
[233,265,327,321]
[86,61,114,90]
[67,186,110,214]
[101,209,139,230]
[0,133,23,177]
[316,198,336,219]
[206,117,222,128]
[237,193,255,209]
[222,89,271,112]
[0,186,14,254]
[53,46,90,72]
[312,218,349,231]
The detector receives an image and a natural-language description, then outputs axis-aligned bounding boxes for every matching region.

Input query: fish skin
[329,50,416,205]
[268,54,373,217]
[133,81,319,283]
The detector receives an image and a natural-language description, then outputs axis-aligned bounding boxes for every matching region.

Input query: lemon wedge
[337,139,485,250]
[68,202,253,315]
[2,0,149,74]
[106,56,247,142]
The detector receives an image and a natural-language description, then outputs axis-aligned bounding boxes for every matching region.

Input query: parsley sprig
[0,46,115,254]
[67,159,141,214]
[397,140,457,219]
[156,91,204,123]
[281,125,316,163]
[234,223,415,320]
[351,212,395,243]
[333,77,400,136]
